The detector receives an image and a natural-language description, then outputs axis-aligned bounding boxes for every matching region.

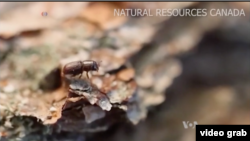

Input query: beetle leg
[79,73,82,79]
[86,71,90,79]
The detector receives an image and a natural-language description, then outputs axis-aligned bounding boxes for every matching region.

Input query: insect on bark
[63,60,100,79]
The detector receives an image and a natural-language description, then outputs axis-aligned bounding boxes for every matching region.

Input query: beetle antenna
[97,61,102,67]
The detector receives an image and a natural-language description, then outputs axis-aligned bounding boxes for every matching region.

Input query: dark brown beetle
[63,60,100,79]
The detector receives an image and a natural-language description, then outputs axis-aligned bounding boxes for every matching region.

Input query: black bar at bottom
[196,125,250,141]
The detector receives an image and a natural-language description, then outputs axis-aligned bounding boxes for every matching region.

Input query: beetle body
[63,60,99,79]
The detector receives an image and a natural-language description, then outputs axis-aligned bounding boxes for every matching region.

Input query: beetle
[63,60,100,79]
